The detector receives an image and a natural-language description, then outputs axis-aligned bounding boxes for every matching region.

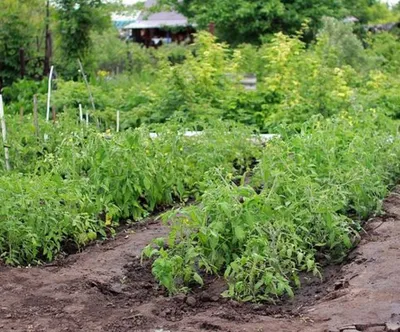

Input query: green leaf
[193,272,204,286]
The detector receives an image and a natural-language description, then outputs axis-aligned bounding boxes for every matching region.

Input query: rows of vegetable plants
[143,110,400,302]
[0,112,261,265]
[1,18,400,305]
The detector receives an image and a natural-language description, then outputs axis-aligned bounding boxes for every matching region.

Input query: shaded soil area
[1,191,400,332]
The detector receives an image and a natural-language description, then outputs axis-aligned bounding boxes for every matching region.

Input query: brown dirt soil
[1,191,400,332]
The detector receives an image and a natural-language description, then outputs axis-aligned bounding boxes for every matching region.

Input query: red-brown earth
[1,190,400,332]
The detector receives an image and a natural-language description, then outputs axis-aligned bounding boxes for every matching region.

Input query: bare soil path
[1,191,400,332]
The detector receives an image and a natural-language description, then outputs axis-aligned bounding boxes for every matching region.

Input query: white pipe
[148,132,279,142]
[0,95,10,171]
[79,104,83,123]
[116,110,120,133]
[46,65,54,122]
[86,109,89,126]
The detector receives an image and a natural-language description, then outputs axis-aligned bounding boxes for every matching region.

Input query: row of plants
[0,115,260,265]
[143,110,400,301]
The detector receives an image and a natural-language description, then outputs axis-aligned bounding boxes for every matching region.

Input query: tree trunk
[43,0,52,76]
[19,48,25,79]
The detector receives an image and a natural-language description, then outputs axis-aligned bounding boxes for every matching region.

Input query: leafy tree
[55,0,110,59]
[0,14,29,91]
[157,0,380,44]
[363,2,400,23]
[54,0,111,78]
[315,17,369,70]
[0,0,45,91]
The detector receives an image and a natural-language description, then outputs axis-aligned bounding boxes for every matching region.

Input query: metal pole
[79,104,83,123]
[0,95,11,171]
[46,65,54,122]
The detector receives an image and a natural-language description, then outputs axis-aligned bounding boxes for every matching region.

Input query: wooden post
[33,95,39,138]
[46,65,54,122]
[209,22,215,35]
[77,59,96,112]
[19,48,25,79]
[52,106,56,123]
[20,107,24,122]
[116,110,120,133]
[43,0,52,76]
[79,104,83,123]
[0,95,11,171]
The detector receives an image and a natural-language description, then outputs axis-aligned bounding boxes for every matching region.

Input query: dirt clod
[186,296,197,307]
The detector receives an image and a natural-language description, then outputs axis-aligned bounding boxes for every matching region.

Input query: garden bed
[1,189,400,332]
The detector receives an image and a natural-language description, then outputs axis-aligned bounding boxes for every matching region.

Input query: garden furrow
[0,218,169,332]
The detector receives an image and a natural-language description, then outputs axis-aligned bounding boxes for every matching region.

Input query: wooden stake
[116,110,120,133]
[46,65,54,122]
[0,95,11,171]
[209,22,215,35]
[77,59,96,112]
[20,107,24,122]
[19,48,25,79]
[52,105,56,123]
[33,95,39,138]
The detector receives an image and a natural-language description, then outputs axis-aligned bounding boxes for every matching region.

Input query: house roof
[123,0,191,30]
[343,16,359,23]
[112,13,140,29]
[367,22,400,32]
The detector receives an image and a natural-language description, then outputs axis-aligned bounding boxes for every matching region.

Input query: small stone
[174,294,186,302]
[386,313,400,332]
[252,303,264,310]
[186,296,197,307]
[386,322,400,332]
[229,300,242,307]
[211,296,219,302]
